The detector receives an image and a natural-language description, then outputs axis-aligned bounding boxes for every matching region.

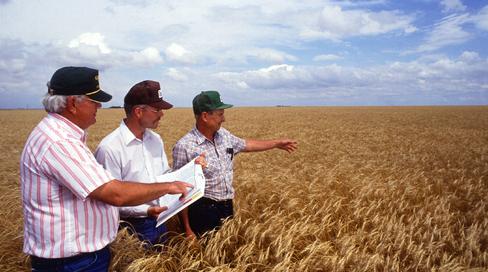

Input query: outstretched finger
[288,143,298,152]
[180,182,194,200]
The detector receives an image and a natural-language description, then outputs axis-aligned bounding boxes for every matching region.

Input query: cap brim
[150,100,173,110]
[215,103,233,110]
[87,89,112,103]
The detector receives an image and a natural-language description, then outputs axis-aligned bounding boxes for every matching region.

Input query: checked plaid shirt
[172,127,246,201]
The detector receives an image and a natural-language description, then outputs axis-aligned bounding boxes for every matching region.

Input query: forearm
[89,180,184,207]
[244,139,279,152]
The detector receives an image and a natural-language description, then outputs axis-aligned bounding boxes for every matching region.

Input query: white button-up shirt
[20,113,117,258]
[95,120,170,218]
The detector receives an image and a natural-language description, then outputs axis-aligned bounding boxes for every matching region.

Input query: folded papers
[155,158,205,227]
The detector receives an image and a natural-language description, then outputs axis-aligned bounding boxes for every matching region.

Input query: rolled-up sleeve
[42,140,113,200]
[229,133,246,154]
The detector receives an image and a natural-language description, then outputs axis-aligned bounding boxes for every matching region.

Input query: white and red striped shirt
[20,113,118,258]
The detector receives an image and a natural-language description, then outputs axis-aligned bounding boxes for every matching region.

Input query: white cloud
[0,1,486,107]
[130,47,163,66]
[236,81,249,89]
[0,1,418,67]
[248,48,297,63]
[64,33,164,68]
[303,5,416,40]
[213,51,488,103]
[440,0,466,13]
[459,51,479,62]
[198,47,298,67]
[68,32,111,54]
[165,43,187,59]
[415,14,471,53]
[0,58,26,73]
[313,54,342,61]
[165,68,188,81]
[258,64,294,73]
[164,43,196,64]
[471,5,488,31]
[217,64,318,90]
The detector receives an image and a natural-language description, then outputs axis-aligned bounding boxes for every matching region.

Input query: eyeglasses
[137,105,163,114]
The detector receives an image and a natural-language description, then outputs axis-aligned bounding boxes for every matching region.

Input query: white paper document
[155,158,205,227]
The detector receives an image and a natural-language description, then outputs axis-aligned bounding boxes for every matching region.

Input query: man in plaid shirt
[173,91,297,237]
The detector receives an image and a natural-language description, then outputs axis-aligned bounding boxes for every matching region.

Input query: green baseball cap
[192,90,233,114]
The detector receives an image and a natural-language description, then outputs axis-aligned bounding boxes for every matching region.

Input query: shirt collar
[48,113,86,141]
[119,120,143,145]
[191,126,222,145]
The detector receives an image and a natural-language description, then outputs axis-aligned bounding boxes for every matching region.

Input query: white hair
[42,81,85,113]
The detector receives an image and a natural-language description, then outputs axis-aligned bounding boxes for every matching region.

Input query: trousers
[30,245,110,272]
[188,197,234,236]
[120,217,168,245]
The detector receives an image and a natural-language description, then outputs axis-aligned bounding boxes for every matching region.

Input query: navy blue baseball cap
[49,66,112,102]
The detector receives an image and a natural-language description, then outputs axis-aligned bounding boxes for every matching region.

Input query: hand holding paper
[155,158,206,227]
[195,152,207,168]
[147,206,168,218]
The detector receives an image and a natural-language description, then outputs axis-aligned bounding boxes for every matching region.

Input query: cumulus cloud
[302,5,416,41]
[165,68,188,81]
[0,35,166,108]
[440,0,466,13]
[313,54,342,61]
[0,39,58,108]
[130,47,163,66]
[213,51,488,105]
[1,1,487,107]
[69,32,111,54]
[247,48,298,63]
[164,43,194,64]
[458,51,480,62]
[62,33,164,68]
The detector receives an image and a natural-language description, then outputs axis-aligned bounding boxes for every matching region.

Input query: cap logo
[158,89,163,99]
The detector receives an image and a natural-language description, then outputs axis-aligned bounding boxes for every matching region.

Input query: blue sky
[0,0,487,108]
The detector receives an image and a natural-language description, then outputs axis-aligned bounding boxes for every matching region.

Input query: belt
[120,217,155,223]
[30,245,109,266]
[200,197,233,206]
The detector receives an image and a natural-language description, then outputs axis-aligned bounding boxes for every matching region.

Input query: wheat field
[0,106,487,271]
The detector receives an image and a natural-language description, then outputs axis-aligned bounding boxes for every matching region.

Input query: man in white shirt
[95,80,198,245]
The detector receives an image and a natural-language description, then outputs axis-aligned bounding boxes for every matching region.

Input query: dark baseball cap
[49,66,112,102]
[124,80,173,110]
[192,90,233,114]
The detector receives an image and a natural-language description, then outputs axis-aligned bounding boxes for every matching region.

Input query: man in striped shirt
[172,90,298,237]
[20,67,192,272]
